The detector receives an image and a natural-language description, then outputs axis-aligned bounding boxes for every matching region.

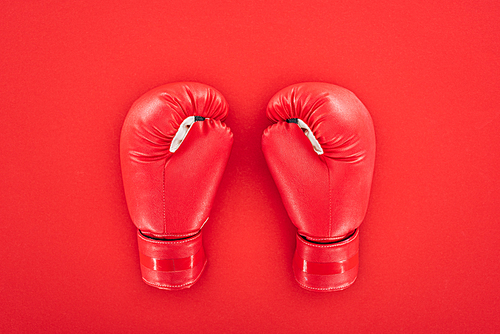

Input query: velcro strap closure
[139,247,206,272]
[293,252,359,275]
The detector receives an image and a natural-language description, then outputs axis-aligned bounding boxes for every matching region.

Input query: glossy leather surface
[120,82,233,289]
[262,82,375,291]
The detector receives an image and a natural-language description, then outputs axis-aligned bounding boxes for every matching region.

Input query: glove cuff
[137,230,207,290]
[293,229,359,292]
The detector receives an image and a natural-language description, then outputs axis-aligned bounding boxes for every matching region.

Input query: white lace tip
[170,116,206,153]
[296,119,324,155]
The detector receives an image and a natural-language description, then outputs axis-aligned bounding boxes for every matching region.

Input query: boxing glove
[262,82,375,291]
[120,82,233,290]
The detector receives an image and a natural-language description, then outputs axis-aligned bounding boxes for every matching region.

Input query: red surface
[1,0,499,332]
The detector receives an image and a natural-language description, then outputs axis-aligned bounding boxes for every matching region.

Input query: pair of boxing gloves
[120,82,375,292]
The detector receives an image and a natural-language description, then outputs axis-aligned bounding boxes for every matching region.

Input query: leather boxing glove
[262,82,375,291]
[120,82,233,290]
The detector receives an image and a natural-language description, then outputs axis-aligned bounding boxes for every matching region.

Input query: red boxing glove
[262,83,375,291]
[120,83,233,290]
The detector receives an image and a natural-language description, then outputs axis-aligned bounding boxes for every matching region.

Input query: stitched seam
[295,276,357,291]
[140,229,202,239]
[147,231,199,238]
[307,236,344,241]
[297,230,357,248]
[155,232,198,238]
[328,162,332,238]
[162,167,166,234]
[138,231,202,245]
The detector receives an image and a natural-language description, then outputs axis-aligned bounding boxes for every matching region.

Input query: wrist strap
[137,230,207,290]
[293,252,358,276]
[139,247,206,272]
[293,229,360,291]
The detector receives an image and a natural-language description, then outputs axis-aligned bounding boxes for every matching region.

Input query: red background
[1,0,499,332]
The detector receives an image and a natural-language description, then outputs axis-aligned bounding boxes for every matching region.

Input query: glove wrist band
[293,229,359,292]
[137,230,207,290]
